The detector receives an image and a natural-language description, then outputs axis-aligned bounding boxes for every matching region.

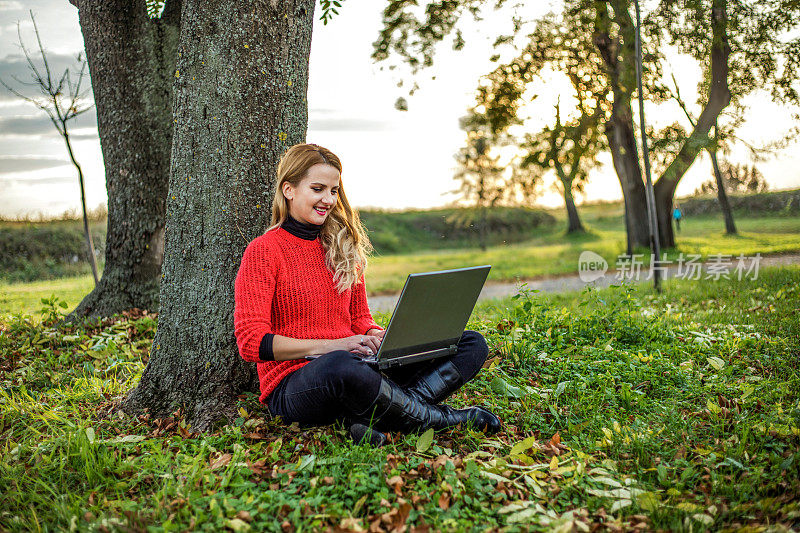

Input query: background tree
[372,1,663,252]
[1,13,99,284]
[67,0,181,318]
[453,112,508,250]
[373,0,800,250]
[696,160,769,195]
[651,0,800,247]
[518,99,606,234]
[475,11,610,235]
[123,0,317,430]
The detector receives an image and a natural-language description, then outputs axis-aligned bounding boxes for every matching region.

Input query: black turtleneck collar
[282,214,322,240]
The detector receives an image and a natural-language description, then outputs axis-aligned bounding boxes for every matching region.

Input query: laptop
[308,265,491,369]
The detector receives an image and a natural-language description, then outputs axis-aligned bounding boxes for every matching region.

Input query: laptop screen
[377,265,491,359]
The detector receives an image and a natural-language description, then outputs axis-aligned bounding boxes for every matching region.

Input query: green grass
[3,212,799,313]
[1,276,96,317]
[2,267,798,531]
[366,212,800,293]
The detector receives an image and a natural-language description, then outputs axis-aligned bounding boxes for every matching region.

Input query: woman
[234,143,501,446]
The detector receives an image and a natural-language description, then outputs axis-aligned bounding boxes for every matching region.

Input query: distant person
[673,203,683,232]
[233,143,500,447]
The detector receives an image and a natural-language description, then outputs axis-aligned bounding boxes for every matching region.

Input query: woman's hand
[319,334,382,357]
[366,328,385,341]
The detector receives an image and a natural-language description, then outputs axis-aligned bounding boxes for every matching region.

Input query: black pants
[266,330,488,427]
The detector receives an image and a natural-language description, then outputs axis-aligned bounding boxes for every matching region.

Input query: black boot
[405,359,465,404]
[348,422,387,447]
[404,359,501,429]
[358,377,501,435]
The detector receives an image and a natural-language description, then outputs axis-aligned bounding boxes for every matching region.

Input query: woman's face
[283,163,340,225]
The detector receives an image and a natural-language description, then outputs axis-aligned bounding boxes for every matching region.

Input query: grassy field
[1,266,799,531]
[3,209,799,314]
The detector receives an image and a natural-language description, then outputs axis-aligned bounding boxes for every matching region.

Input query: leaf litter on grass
[2,269,800,531]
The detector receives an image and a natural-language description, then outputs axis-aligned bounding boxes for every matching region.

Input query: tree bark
[654,0,730,248]
[709,147,737,234]
[124,0,316,430]
[593,1,650,253]
[69,0,181,318]
[555,165,585,233]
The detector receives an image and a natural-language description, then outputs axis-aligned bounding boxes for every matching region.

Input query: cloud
[308,117,389,131]
[0,155,68,172]
[0,2,25,11]
[0,109,96,136]
[0,174,73,185]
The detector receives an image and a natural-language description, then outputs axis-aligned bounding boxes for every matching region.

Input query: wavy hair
[269,143,372,293]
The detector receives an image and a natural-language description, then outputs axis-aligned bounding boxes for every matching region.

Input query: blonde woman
[234,143,500,446]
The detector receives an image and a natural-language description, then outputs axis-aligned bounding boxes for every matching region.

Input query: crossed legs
[266,331,491,430]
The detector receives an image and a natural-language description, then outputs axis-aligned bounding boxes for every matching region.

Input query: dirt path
[367,252,800,314]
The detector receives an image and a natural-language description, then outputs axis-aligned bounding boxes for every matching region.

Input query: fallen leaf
[224,517,251,532]
[415,428,434,453]
[210,453,232,470]
[438,493,450,510]
[339,517,366,532]
[387,475,404,496]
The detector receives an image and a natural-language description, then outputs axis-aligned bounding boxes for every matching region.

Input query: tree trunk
[604,109,650,251]
[709,148,737,234]
[593,2,650,253]
[69,0,180,318]
[555,165,585,233]
[124,0,316,430]
[563,188,585,234]
[654,0,730,248]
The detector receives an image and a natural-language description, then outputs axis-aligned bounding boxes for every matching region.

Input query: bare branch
[668,72,697,129]
[30,11,55,90]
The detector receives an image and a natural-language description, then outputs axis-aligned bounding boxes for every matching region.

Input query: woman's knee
[460,330,489,362]
[317,350,380,389]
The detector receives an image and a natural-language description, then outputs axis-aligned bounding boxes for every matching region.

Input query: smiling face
[282,163,341,225]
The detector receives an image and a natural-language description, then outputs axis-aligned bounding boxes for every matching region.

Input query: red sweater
[234,227,382,403]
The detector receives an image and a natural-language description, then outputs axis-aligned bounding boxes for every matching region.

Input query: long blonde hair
[269,143,372,293]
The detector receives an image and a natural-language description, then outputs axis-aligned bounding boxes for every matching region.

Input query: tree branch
[656,0,730,191]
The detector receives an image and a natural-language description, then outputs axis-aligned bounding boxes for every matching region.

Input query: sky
[0,0,798,218]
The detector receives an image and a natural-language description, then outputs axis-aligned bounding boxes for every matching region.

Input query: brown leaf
[369,518,384,533]
[281,519,294,532]
[210,453,232,470]
[236,510,253,523]
[339,517,366,532]
[386,475,404,496]
[549,431,561,447]
[432,455,449,470]
[438,492,450,510]
[248,458,268,477]
[397,503,412,526]
[381,509,397,525]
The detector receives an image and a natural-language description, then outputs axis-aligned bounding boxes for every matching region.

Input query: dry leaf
[210,453,232,470]
[387,475,404,496]
[339,517,366,532]
[438,493,450,510]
